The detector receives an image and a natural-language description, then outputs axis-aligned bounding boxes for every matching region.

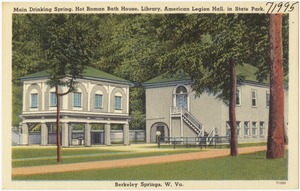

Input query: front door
[176,94,187,109]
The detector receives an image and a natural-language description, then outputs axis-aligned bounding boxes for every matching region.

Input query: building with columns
[19,67,133,147]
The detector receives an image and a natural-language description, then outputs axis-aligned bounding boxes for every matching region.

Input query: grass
[12,147,122,159]
[147,142,267,149]
[12,146,202,167]
[12,143,267,167]
[12,151,288,180]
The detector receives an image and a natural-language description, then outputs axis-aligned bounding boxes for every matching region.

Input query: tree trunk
[56,86,62,162]
[266,14,285,159]
[229,57,238,156]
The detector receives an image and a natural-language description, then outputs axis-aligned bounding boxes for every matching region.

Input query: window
[237,121,241,136]
[114,96,122,110]
[95,94,103,108]
[259,122,265,136]
[236,88,241,106]
[244,121,250,137]
[266,93,270,108]
[31,93,38,108]
[73,92,82,107]
[252,122,257,136]
[226,121,231,136]
[251,90,257,107]
[50,92,57,107]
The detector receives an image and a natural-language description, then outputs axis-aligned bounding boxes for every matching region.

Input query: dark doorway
[157,125,165,142]
[91,132,103,144]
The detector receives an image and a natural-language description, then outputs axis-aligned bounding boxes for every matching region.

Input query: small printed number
[266,2,298,14]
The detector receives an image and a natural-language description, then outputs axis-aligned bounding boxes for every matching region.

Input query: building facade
[144,64,289,143]
[19,67,133,147]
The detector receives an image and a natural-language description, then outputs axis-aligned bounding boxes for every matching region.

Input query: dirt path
[12,146,268,176]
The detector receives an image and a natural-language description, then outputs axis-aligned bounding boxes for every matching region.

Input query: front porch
[19,111,130,147]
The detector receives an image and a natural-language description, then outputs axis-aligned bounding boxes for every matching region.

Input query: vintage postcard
[2,1,299,190]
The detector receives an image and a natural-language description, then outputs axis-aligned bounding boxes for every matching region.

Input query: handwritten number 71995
[266,2,298,14]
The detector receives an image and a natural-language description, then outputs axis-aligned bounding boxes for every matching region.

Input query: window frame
[236,121,241,137]
[244,121,250,137]
[236,88,241,106]
[73,92,82,108]
[225,121,231,136]
[50,92,57,107]
[175,85,188,110]
[259,122,265,136]
[30,93,38,108]
[95,94,103,109]
[251,90,257,107]
[114,96,122,110]
[266,92,270,108]
[252,121,257,137]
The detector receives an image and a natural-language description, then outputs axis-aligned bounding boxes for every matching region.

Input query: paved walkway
[12,146,268,176]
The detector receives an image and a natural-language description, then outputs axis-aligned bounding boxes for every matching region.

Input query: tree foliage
[12,14,289,137]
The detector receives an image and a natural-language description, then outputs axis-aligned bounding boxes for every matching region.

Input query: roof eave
[143,80,192,88]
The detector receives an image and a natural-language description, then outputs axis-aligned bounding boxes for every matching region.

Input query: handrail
[181,107,203,128]
[170,106,204,136]
[206,127,217,145]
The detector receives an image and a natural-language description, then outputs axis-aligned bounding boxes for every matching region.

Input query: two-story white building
[143,64,288,143]
[19,67,133,147]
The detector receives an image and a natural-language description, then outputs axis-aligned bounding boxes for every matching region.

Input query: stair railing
[170,106,205,136]
[181,107,204,136]
[206,127,217,145]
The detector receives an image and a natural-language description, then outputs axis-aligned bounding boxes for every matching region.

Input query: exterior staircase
[170,107,204,136]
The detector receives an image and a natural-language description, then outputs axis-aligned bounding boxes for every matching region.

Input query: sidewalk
[12,146,267,176]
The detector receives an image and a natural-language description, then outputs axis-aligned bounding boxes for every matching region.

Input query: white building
[144,64,288,143]
[19,67,133,147]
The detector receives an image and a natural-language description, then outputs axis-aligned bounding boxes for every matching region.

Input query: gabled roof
[20,66,133,86]
[143,64,269,87]
[143,72,191,86]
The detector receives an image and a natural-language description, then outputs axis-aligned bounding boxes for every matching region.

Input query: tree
[12,15,48,126]
[34,14,95,162]
[157,14,268,156]
[266,14,285,159]
[229,58,238,156]
[96,14,165,130]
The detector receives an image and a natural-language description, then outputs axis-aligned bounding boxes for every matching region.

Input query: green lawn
[146,142,267,149]
[13,151,288,180]
[12,146,202,167]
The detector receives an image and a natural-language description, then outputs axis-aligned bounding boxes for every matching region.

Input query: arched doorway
[175,85,188,109]
[150,122,169,143]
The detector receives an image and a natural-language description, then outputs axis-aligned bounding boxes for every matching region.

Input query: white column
[20,123,29,145]
[40,122,48,145]
[85,123,91,147]
[108,85,111,113]
[61,123,69,147]
[68,125,73,145]
[87,83,91,112]
[23,84,26,111]
[105,123,111,145]
[180,108,183,137]
[41,82,45,111]
[123,123,130,145]
[126,87,130,114]
[169,107,172,138]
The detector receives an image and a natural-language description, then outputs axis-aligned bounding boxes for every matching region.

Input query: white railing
[170,106,182,115]
[206,127,217,145]
[171,106,204,136]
